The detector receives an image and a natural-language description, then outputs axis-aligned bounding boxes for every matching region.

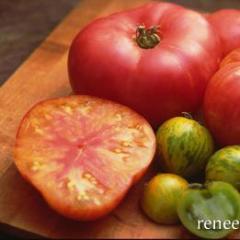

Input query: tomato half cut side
[14,96,156,220]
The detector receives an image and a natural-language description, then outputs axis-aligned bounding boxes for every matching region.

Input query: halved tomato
[14,95,156,220]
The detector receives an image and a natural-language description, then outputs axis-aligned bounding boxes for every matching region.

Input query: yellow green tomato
[157,117,214,178]
[206,145,240,190]
[141,173,188,224]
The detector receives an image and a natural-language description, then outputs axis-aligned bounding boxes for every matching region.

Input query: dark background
[0,0,240,239]
[1,0,240,87]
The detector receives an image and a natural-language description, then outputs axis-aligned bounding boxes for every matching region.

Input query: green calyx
[136,25,160,49]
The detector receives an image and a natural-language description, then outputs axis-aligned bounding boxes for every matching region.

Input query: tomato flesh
[177,182,240,239]
[14,96,156,220]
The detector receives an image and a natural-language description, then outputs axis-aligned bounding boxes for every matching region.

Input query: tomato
[204,48,240,146]
[14,95,156,221]
[206,146,240,190]
[141,173,188,224]
[177,182,240,239]
[208,9,240,56]
[156,117,214,178]
[68,2,222,127]
[220,47,240,66]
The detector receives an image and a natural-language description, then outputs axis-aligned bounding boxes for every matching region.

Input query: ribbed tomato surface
[204,48,240,146]
[68,2,222,127]
[208,9,240,56]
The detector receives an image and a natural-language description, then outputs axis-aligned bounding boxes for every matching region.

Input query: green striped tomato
[157,117,214,178]
[206,146,240,190]
[141,173,188,224]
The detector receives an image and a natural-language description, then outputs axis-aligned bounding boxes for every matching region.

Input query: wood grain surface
[0,0,79,85]
[0,0,240,238]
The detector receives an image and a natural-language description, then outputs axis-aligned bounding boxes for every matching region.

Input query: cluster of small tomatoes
[141,115,240,239]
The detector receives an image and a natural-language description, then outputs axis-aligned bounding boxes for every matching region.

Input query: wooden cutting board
[0,0,239,238]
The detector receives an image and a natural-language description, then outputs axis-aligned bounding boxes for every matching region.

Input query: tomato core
[136,25,160,49]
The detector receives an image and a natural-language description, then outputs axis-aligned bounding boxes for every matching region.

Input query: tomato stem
[136,25,160,49]
[182,112,193,120]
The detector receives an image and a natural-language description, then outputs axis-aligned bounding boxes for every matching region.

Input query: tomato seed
[31,161,44,172]
[35,128,44,135]
[135,140,147,148]
[114,148,123,153]
[135,124,142,130]
[63,106,73,114]
[93,198,101,206]
[115,113,122,121]
[83,173,92,179]
[67,180,75,191]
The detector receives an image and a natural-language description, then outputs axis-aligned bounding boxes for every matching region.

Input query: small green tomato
[141,173,188,224]
[206,145,240,190]
[156,116,214,178]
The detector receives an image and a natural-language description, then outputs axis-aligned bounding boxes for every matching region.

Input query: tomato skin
[141,174,188,224]
[206,146,240,190]
[204,48,240,146]
[156,117,214,178]
[14,95,156,221]
[220,48,240,67]
[208,9,240,56]
[177,182,240,239]
[68,2,222,127]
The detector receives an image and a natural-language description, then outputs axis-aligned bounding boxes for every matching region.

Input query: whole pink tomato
[204,48,240,146]
[68,2,222,127]
[208,9,240,56]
